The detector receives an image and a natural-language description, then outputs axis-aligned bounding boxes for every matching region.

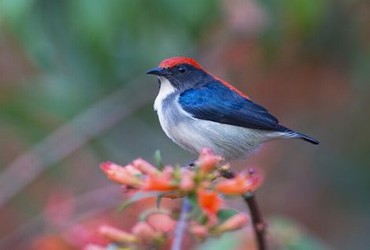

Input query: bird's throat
[154,77,176,111]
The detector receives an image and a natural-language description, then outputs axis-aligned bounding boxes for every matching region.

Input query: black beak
[146,67,164,76]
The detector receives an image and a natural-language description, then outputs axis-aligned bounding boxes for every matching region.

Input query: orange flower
[197,148,223,173]
[215,172,262,195]
[100,162,142,187]
[197,189,222,223]
[143,172,177,191]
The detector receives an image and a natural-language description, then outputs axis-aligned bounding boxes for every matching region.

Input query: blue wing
[179,81,287,131]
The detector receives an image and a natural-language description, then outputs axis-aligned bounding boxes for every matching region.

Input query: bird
[147,57,319,160]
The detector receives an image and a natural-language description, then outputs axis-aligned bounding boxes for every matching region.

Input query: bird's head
[147,57,212,91]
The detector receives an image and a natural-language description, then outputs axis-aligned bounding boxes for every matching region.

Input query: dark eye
[178,66,187,74]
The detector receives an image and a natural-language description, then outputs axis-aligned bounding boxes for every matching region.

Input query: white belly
[167,118,269,159]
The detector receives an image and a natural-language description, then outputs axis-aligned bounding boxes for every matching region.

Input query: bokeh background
[0,0,369,249]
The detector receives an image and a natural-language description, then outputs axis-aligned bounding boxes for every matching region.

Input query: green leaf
[217,209,239,224]
[153,150,163,169]
[199,214,208,225]
[117,191,162,212]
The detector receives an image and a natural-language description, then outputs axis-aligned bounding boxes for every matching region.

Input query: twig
[220,169,266,250]
[171,197,192,250]
[243,193,266,250]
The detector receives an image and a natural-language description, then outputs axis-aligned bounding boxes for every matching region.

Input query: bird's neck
[154,77,177,111]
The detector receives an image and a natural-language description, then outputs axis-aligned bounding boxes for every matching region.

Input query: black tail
[278,125,319,145]
[295,132,319,145]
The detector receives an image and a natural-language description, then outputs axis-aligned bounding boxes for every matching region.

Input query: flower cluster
[100,149,262,197]
[91,149,263,249]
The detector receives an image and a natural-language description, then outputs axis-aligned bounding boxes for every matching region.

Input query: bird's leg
[184,159,197,170]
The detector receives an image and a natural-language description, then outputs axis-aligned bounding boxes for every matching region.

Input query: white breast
[154,77,186,146]
[154,77,176,112]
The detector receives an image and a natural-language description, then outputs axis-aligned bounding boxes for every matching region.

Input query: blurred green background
[0,0,369,249]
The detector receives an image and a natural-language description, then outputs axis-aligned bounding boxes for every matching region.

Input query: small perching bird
[147,57,319,160]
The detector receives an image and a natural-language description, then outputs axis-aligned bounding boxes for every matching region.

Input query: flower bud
[125,164,142,176]
[215,213,249,233]
[215,172,262,195]
[162,166,174,178]
[189,223,208,239]
[197,148,223,173]
[100,162,141,187]
[132,158,160,175]
[179,170,195,192]
[99,225,138,243]
[132,222,161,241]
[146,213,176,233]
[143,172,177,191]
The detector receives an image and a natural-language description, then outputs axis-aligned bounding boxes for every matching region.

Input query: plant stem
[243,193,266,250]
[171,197,192,250]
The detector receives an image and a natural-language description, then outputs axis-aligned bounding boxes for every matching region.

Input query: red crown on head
[159,57,202,69]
